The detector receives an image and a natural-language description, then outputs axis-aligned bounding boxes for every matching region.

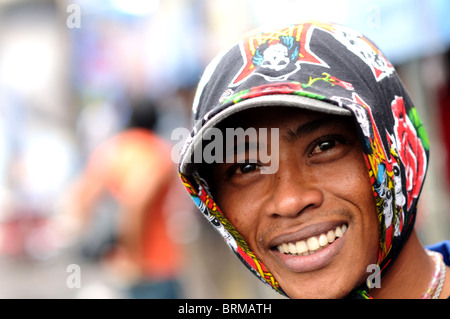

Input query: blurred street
[0,244,124,299]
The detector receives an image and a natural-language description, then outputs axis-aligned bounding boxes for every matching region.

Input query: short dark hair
[127,98,159,131]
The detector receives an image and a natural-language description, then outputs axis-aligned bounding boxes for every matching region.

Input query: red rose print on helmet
[391,96,427,210]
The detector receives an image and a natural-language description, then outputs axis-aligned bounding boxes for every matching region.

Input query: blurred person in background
[66,98,186,299]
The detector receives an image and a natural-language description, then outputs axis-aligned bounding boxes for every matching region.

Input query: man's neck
[370,231,449,299]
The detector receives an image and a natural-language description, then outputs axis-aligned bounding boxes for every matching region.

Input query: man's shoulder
[427,240,450,266]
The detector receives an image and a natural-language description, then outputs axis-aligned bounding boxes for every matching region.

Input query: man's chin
[275,272,362,299]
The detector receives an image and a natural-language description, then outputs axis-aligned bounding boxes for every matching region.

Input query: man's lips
[268,221,348,273]
[269,220,347,249]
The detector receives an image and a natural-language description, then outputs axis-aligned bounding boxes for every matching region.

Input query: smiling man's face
[210,107,380,298]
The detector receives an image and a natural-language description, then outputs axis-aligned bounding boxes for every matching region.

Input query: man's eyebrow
[285,116,348,143]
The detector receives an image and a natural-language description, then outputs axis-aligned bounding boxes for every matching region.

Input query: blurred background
[0,0,449,298]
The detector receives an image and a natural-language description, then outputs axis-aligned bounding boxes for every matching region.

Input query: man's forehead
[218,106,351,130]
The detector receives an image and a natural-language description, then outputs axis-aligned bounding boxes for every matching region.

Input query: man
[69,100,185,298]
[177,22,450,298]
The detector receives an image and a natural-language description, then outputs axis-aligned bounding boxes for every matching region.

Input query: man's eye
[226,162,260,178]
[311,140,337,155]
[237,163,259,174]
[314,140,336,153]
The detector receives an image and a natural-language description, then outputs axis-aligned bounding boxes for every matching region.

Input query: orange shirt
[87,129,182,278]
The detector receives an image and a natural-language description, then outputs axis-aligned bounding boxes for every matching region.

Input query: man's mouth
[276,223,347,256]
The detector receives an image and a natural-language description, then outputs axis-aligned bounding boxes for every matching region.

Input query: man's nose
[264,164,324,219]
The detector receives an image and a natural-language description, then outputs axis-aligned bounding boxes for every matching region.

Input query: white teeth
[277,243,288,254]
[276,223,347,256]
[295,240,308,255]
[326,230,335,243]
[335,226,343,238]
[306,237,320,251]
[319,233,328,246]
[288,243,297,254]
